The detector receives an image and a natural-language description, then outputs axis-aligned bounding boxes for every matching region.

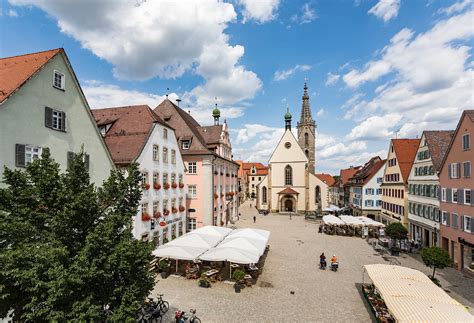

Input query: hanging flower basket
[226,173,230,177]
[143,183,150,190]
[214,193,218,199]
[172,207,178,214]
[141,213,151,221]
[179,205,185,212]
[214,171,218,175]
[220,221,224,226]
[153,182,161,190]
[230,192,234,196]
[164,183,170,190]
[179,182,185,188]
[220,193,224,197]
[163,209,170,216]
[153,211,161,219]
[171,182,177,189]
[159,221,166,227]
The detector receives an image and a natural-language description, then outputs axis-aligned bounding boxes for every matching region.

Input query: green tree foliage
[420,246,452,279]
[385,222,408,242]
[0,149,154,321]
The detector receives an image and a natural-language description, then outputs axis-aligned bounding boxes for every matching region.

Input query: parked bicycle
[136,295,169,323]
[175,309,201,323]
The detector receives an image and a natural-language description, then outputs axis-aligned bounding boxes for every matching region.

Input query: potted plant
[163,209,170,216]
[220,221,225,226]
[199,274,211,288]
[232,269,245,293]
[153,182,161,190]
[164,183,170,190]
[179,182,185,188]
[172,207,178,214]
[172,234,176,240]
[143,183,150,190]
[141,213,151,221]
[171,182,177,189]
[214,193,218,199]
[163,237,169,244]
[220,193,224,198]
[158,259,170,278]
[214,171,218,175]
[153,211,161,219]
[159,221,166,227]
[179,205,185,212]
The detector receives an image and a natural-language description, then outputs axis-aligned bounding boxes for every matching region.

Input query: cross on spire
[300,82,313,124]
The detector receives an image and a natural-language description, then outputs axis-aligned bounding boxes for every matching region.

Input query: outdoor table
[230,264,239,269]
[244,274,252,279]
[248,264,258,271]
[205,269,219,277]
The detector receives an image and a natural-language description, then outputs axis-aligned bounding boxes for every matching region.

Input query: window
[171,173,176,184]
[442,212,448,225]
[284,165,293,186]
[451,213,458,229]
[163,128,168,139]
[45,107,66,131]
[462,134,470,150]
[162,147,168,163]
[188,185,197,199]
[465,190,471,205]
[304,133,309,146]
[153,145,159,161]
[464,216,472,233]
[377,188,382,195]
[141,203,148,215]
[153,201,159,214]
[315,186,321,202]
[182,140,190,149]
[449,163,460,179]
[188,218,197,231]
[262,186,267,203]
[464,161,471,178]
[53,70,65,90]
[141,172,148,186]
[441,188,446,202]
[171,149,176,164]
[153,172,159,184]
[15,144,43,167]
[188,162,197,174]
[258,177,261,181]
[99,126,106,136]
[452,189,458,203]
[178,174,183,183]
[377,177,382,184]
[163,199,168,211]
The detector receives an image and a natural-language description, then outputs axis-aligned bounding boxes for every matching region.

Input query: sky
[1,0,473,175]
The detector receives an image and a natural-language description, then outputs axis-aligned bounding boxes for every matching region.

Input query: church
[256,83,331,213]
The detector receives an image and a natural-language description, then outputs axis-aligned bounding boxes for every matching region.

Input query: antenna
[166,87,169,99]
[176,98,181,107]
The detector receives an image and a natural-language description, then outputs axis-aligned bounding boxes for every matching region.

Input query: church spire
[300,82,313,124]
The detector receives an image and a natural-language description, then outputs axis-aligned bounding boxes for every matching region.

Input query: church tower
[297,82,316,173]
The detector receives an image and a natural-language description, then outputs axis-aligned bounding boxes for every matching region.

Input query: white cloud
[316,109,326,117]
[325,72,340,86]
[238,0,280,23]
[291,3,317,25]
[234,124,279,145]
[11,0,262,112]
[438,0,472,15]
[319,140,367,159]
[368,0,400,22]
[346,114,402,141]
[7,9,18,17]
[318,149,387,173]
[274,64,311,81]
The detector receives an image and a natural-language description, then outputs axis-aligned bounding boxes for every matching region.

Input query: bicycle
[137,297,167,323]
[175,309,201,323]
[155,294,169,314]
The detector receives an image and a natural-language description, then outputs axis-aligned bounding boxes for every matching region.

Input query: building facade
[92,105,187,244]
[439,110,473,272]
[297,83,316,174]
[407,131,454,248]
[337,167,361,208]
[0,49,114,187]
[154,99,239,230]
[349,156,386,219]
[380,139,420,226]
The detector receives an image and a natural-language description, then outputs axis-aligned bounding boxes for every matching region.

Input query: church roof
[315,173,336,186]
[277,187,299,195]
[298,82,314,125]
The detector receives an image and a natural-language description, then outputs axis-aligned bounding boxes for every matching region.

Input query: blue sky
[1,0,473,174]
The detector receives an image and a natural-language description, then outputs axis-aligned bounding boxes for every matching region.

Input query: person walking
[289,213,292,220]
[253,215,256,223]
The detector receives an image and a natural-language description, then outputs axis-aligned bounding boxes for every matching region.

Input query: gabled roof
[439,110,474,172]
[277,187,299,195]
[154,99,210,155]
[340,167,361,185]
[423,131,454,171]
[92,105,166,165]
[242,162,267,170]
[315,173,336,186]
[350,156,386,186]
[392,139,421,183]
[200,125,223,144]
[0,48,62,103]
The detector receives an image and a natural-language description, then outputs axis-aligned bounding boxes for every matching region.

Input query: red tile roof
[350,156,386,186]
[423,131,454,171]
[315,173,336,186]
[92,105,166,165]
[277,187,299,195]
[392,138,421,183]
[241,162,267,170]
[0,48,62,103]
[340,166,361,185]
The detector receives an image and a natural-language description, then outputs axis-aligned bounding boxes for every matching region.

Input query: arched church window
[315,186,321,203]
[262,186,267,203]
[284,165,293,186]
[305,149,309,157]
[305,133,309,146]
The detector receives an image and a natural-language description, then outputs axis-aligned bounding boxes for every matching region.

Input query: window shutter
[15,144,26,167]
[85,154,90,171]
[456,163,461,178]
[461,215,465,231]
[446,188,452,203]
[437,186,441,202]
[446,212,450,226]
[45,107,53,128]
[61,111,67,131]
[458,189,464,204]
[67,151,75,169]
[471,189,474,206]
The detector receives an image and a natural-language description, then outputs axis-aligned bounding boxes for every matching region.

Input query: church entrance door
[285,199,293,212]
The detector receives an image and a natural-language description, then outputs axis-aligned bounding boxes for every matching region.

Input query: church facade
[256,84,330,213]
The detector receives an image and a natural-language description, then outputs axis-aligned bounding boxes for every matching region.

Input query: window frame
[188,162,197,174]
[182,140,190,149]
[153,145,159,161]
[462,133,470,150]
[464,189,471,205]
[188,185,197,199]
[53,70,65,90]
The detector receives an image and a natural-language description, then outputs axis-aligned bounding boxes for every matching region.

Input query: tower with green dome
[213,103,220,125]
[284,107,292,131]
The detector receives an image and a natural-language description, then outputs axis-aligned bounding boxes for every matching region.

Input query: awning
[364,264,473,322]
[152,245,207,260]
[216,236,267,256]
[199,247,260,264]
[277,187,299,195]
[340,215,365,226]
[355,216,385,227]
[227,228,270,241]
[323,215,344,225]
[167,232,222,249]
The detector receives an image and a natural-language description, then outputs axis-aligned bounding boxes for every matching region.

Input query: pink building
[154,99,239,230]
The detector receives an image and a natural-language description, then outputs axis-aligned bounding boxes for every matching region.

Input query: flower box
[171,182,177,189]
[220,193,224,197]
[172,207,178,214]
[214,171,218,175]
[159,221,166,227]
[153,182,161,190]
[153,212,161,219]
[143,183,150,190]
[220,221,224,226]
[164,183,170,190]
[179,182,185,188]
[163,209,170,216]
[141,213,151,221]
[214,193,218,199]
[179,205,185,212]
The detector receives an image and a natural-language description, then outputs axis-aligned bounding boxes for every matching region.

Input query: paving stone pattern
[152,200,473,322]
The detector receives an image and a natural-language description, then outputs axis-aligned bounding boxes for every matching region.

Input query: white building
[92,105,187,244]
[408,131,454,247]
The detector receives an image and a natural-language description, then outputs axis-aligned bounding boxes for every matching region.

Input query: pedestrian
[238,213,241,220]
[250,203,252,208]
[253,215,256,223]
[290,213,292,220]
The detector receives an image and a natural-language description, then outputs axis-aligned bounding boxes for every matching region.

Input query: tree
[385,222,408,248]
[0,149,154,321]
[420,246,451,280]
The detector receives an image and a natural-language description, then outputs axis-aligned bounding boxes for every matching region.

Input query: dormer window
[53,70,65,90]
[163,128,168,139]
[99,126,106,136]
[182,140,190,149]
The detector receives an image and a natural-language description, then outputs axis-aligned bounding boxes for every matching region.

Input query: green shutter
[45,107,53,128]
[15,144,26,167]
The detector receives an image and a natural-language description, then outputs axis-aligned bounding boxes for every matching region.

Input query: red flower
[153,212,161,219]
[159,221,166,227]
[164,183,170,190]
[163,209,170,216]
[220,193,224,197]
[141,213,151,221]
[172,207,178,214]
[154,182,161,190]
[220,221,224,226]
[179,205,185,212]
[143,183,150,190]
[214,193,218,199]
[179,182,185,188]
[171,182,178,189]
